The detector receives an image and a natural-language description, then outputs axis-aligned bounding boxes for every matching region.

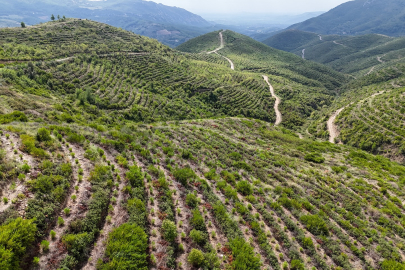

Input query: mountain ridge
[287,0,405,37]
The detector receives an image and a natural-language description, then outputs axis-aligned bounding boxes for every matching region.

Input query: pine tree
[51,14,55,21]
[21,22,26,28]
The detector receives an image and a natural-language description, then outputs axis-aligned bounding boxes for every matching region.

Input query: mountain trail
[207,31,235,70]
[302,49,305,59]
[263,75,282,126]
[366,66,375,75]
[318,35,322,41]
[327,107,345,143]
[333,40,346,47]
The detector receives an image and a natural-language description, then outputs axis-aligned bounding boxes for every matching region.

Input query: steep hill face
[263,29,405,76]
[177,30,348,128]
[0,0,211,47]
[307,62,405,161]
[288,0,405,37]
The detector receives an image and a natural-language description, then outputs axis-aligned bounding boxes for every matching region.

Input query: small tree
[63,15,66,21]
[187,249,205,267]
[21,22,26,28]
[57,15,60,21]
[161,219,177,243]
[51,14,55,21]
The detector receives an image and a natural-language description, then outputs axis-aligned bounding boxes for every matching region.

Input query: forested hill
[0,0,211,47]
[263,29,405,76]
[287,0,405,37]
[177,30,348,128]
[2,18,405,270]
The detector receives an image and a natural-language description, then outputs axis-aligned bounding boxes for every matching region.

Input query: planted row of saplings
[153,139,263,269]
[292,177,371,263]
[206,168,306,270]
[56,165,113,269]
[0,127,76,269]
[148,165,178,268]
[308,172,403,256]
[166,164,222,269]
[96,164,149,269]
[293,177,393,267]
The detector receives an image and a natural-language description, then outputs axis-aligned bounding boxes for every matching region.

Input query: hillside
[306,61,405,162]
[263,29,405,76]
[2,18,405,270]
[2,114,405,270]
[177,30,348,128]
[0,0,212,47]
[287,0,405,37]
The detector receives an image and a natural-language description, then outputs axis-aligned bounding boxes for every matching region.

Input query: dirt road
[207,31,235,70]
[327,107,345,143]
[263,75,282,126]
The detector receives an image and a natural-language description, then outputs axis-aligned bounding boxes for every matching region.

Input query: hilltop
[287,0,405,37]
[0,0,211,47]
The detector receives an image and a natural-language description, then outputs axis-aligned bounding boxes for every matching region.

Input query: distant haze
[147,0,353,14]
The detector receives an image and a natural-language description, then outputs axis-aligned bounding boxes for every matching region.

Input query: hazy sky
[148,0,353,14]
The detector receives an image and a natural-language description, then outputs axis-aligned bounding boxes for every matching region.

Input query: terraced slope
[0,19,165,61]
[178,30,348,128]
[263,29,405,76]
[2,117,405,269]
[307,62,405,161]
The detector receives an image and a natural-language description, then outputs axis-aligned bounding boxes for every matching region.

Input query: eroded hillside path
[207,31,235,70]
[263,75,282,125]
[327,107,345,143]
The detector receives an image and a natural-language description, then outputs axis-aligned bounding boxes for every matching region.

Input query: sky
[147,0,353,14]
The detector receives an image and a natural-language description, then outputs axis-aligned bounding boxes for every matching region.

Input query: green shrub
[161,219,177,243]
[0,111,28,124]
[190,209,206,231]
[229,238,261,270]
[204,169,217,180]
[36,128,52,142]
[0,218,37,269]
[291,259,305,270]
[173,167,196,186]
[300,215,329,236]
[50,230,56,240]
[189,229,207,246]
[186,193,198,208]
[236,180,253,196]
[41,240,50,252]
[126,166,143,188]
[302,237,314,249]
[233,161,252,171]
[381,260,405,270]
[187,249,205,267]
[304,153,325,163]
[127,198,147,230]
[99,224,148,270]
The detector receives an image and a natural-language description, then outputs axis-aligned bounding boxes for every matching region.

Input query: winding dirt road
[327,107,345,143]
[263,75,282,126]
[207,31,235,70]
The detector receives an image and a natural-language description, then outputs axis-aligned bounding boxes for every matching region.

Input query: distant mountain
[0,0,211,47]
[288,0,405,37]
